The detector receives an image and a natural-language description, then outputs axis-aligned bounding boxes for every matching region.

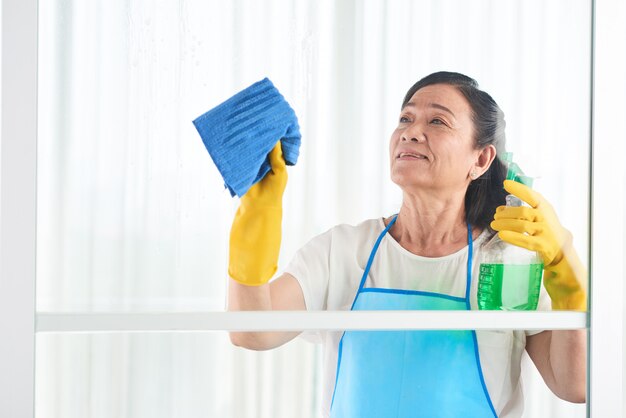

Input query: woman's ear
[474,145,497,177]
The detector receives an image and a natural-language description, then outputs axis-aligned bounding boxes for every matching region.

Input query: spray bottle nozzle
[502,152,534,207]
[503,152,533,188]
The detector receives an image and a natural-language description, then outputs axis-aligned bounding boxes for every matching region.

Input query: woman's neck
[386,189,478,257]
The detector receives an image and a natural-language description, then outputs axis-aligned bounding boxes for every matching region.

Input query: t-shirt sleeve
[284,229,332,312]
[283,229,333,344]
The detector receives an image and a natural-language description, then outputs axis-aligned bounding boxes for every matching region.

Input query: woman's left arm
[525,330,587,403]
[490,180,588,402]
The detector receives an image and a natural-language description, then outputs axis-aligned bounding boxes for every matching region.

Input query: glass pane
[35,332,321,418]
[36,0,591,416]
[37,0,591,312]
[35,331,585,418]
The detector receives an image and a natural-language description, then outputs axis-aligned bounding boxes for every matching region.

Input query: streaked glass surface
[35,331,586,418]
[36,332,321,418]
[37,0,591,312]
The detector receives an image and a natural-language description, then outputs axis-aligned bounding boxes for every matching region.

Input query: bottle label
[477,263,543,311]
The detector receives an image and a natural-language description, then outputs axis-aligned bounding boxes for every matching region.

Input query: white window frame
[589,0,626,415]
[1,0,623,416]
[0,1,38,417]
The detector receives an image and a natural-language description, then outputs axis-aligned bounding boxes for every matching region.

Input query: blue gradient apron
[329,216,497,418]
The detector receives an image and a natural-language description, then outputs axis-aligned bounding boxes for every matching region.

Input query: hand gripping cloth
[193,77,301,197]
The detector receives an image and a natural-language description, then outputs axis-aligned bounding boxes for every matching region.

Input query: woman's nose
[400,120,425,142]
[400,122,426,142]
[401,134,424,143]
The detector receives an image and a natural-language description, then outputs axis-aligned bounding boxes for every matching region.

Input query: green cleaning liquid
[477,263,543,310]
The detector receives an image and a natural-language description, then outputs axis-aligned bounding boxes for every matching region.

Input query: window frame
[0,1,38,417]
[1,0,624,416]
[589,0,626,415]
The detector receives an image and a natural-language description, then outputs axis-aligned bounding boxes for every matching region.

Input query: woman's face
[389,83,482,194]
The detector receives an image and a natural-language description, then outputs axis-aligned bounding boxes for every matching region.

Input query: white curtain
[36,1,590,417]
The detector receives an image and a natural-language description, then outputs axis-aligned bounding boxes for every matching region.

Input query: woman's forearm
[227,278,274,350]
[228,278,273,311]
[227,275,304,351]
[549,329,587,403]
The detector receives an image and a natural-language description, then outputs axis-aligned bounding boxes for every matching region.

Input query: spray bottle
[477,153,544,310]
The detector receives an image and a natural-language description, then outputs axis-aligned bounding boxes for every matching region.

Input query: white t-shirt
[284,218,551,418]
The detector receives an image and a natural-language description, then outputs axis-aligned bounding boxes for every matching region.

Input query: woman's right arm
[226,145,311,350]
[228,273,306,350]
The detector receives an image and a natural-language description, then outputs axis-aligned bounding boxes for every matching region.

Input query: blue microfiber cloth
[193,77,301,197]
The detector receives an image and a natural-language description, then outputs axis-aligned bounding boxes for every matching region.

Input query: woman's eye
[430,118,446,125]
[399,116,410,123]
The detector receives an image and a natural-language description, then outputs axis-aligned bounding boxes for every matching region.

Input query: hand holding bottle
[490,180,587,311]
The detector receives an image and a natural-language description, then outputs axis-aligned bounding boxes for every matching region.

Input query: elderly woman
[227,72,587,418]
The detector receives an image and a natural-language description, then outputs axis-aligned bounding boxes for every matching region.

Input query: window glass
[36,332,320,418]
[37,0,591,312]
[35,331,586,417]
[36,1,591,416]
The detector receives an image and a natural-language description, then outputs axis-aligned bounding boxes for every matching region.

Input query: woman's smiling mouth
[396,151,428,161]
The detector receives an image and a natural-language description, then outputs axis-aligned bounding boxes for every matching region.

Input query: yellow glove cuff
[543,247,588,311]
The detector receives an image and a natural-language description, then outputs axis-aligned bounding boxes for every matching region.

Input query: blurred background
[36,0,591,416]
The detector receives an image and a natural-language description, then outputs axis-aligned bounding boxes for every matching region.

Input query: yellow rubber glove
[490,180,587,311]
[228,143,287,286]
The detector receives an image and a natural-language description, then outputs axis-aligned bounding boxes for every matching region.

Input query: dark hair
[401,71,507,229]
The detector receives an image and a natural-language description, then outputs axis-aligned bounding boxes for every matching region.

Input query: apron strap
[351,215,475,311]
[465,221,474,309]
[351,215,398,310]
